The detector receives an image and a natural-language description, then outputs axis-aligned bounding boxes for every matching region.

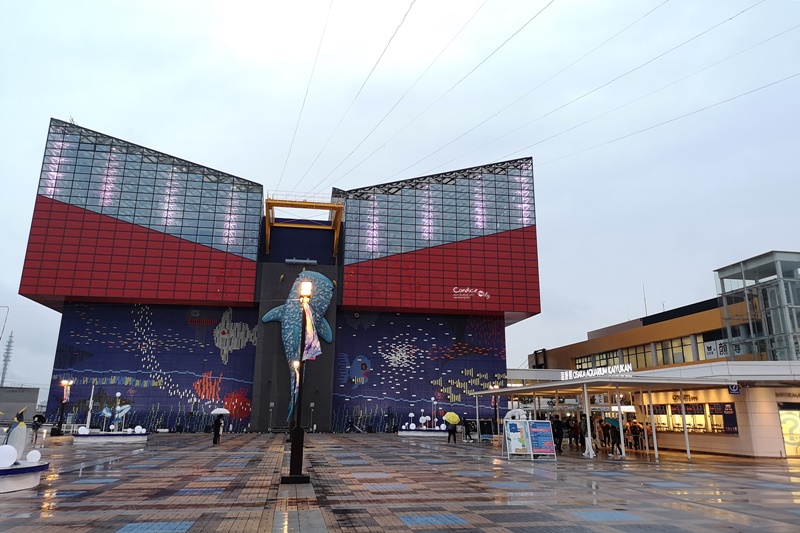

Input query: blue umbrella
[605,417,620,428]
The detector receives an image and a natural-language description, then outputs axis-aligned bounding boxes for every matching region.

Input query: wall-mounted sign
[560,363,632,381]
[452,286,491,300]
[728,384,740,395]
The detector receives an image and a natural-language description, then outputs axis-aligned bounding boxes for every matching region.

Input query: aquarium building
[19,118,540,433]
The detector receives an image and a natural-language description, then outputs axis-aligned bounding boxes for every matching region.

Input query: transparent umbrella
[210,407,230,415]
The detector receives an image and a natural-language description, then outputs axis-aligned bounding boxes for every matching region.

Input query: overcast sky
[1,1,798,400]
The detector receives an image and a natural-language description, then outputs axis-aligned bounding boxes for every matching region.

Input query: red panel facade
[342,225,539,316]
[19,196,257,308]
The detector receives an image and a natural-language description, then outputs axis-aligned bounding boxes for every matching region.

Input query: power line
[275,0,335,191]
[383,0,671,182]
[292,0,418,192]
[493,22,800,163]
[315,0,556,190]
[414,0,767,177]
[535,71,800,167]
[306,0,489,195]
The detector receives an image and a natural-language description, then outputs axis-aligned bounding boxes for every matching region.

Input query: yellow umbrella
[443,412,460,425]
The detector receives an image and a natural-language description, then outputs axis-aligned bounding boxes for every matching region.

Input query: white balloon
[109,424,115,431]
[440,423,446,430]
[0,445,16,468]
[27,450,42,463]
[78,426,89,435]
[126,428,133,434]
[409,423,416,430]
[134,425,143,434]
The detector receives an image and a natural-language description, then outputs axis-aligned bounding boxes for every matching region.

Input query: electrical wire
[306,0,489,195]
[385,0,671,181]
[292,0,418,192]
[491,22,800,163]
[420,0,768,176]
[534,71,800,167]
[275,0,335,191]
[312,0,556,192]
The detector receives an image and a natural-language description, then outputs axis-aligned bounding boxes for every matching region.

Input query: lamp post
[53,379,74,436]
[284,279,312,484]
[114,392,121,432]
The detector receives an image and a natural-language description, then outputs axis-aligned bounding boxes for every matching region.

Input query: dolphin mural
[262,270,334,421]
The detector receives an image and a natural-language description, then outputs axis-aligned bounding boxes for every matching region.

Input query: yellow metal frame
[264,198,344,257]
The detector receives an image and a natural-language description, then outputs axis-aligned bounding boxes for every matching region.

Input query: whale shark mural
[262,270,334,421]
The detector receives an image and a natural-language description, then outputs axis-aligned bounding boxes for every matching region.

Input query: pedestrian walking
[212,414,223,446]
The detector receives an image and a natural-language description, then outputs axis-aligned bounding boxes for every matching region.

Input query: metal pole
[639,387,649,456]
[582,383,595,458]
[616,384,625,458]
[680,386,691,460]
[648,385,659,461]
[287,294,309,481]
[475,394,480,441]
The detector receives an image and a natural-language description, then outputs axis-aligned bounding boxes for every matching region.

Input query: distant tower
[1,331,12,387]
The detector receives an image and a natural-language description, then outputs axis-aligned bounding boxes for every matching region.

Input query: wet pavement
[1,432,799,532]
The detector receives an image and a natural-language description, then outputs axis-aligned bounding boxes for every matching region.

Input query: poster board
[504,420,530,457]
[527,420,557,459]
[479,420,494,441]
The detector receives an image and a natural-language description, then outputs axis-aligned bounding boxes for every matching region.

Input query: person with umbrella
[443,412,460,444]
[211,407,229,446]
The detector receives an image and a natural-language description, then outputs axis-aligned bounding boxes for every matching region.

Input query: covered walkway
[472,374,738,461]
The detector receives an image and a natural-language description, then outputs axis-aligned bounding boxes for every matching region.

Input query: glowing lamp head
[299,280,313,298]
[292,360,300,370]
[60,379,73,386]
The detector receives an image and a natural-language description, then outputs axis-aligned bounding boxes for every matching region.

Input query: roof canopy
[472,375,737,397]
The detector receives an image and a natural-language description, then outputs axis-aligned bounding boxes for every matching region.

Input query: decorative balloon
[0,445,17,468]
[78,426,89,435]
[26,450,42,463]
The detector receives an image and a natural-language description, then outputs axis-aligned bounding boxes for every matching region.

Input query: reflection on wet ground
[0,433,798,532]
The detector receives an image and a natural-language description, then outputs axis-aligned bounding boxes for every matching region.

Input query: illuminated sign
[560,363,632,380]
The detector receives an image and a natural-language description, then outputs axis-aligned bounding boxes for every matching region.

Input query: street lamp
[114,392,121,432]
[284,279,313,484]
[53,379,74,436]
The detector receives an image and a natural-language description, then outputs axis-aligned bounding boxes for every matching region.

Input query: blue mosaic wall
[47,303,258,432]
[332,311,506,432]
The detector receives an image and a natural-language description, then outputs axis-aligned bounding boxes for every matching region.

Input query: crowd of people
[549,413,650,458]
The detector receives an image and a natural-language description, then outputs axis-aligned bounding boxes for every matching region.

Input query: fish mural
[214,307,258,364]
[262,271,335,420]
[347,355,373,389]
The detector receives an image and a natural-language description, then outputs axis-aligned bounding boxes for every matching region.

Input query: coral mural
[331,311,506,432]
[47,303,257,432]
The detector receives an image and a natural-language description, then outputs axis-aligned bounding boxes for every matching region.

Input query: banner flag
[302,300,322,361]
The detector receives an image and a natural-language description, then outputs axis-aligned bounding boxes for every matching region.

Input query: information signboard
[502,420,557,461]
[479,420,494,441]
[504,421,530,456]
[527,420,556,456]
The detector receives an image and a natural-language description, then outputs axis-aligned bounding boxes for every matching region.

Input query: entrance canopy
[471,375,738,398]
[472,374,739,462]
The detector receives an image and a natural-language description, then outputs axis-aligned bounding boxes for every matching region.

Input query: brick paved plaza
[1,433,799,532]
